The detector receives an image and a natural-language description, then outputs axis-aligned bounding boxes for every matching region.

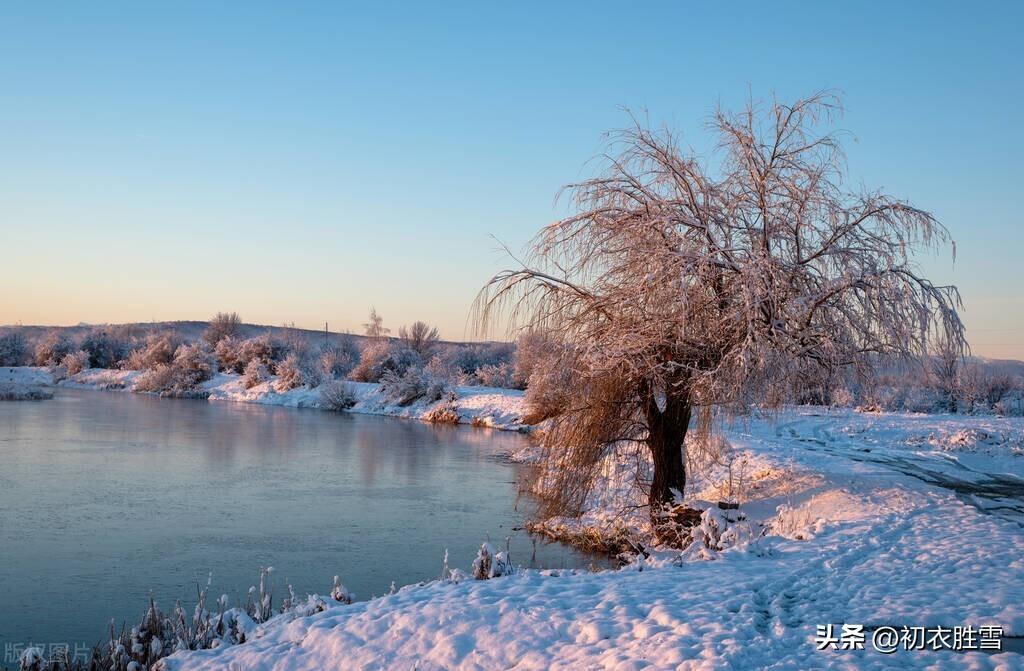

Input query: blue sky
[1,1,1021,357]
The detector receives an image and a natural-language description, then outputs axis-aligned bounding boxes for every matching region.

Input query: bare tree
[476,92,965,529]
[363,307,389,339]
[204,311,241,346]
[399,321,440,357]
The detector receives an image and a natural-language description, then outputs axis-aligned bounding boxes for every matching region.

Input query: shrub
[217,334,287,374]
[33,331,74,367]
[204,311,242,346]
[349,341,421,383]
[319,380,357,410]
[426,343,514,385]
[273,353,306,392]
[60,350,90,376]
[125,333,179,371]
[380,367,449,406]
[242,359,270,389]
[135,343,215,395]
[475,362,515,388]
[214,336,246,373]
[0,330,29,366]
[423,392,460,424]
[79,328,130,369]
[398,321,440,358]
[318,340,359,380]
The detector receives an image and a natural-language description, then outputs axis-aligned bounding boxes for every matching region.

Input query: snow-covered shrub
[125,333,179,371]
[471,542,512,580]
[380,367,449,406]
[0,330,29,366]
[475,362,515,388]
[33,330,74,367]
[60,350,90,375]
[398,321,440,357]
[214,336,245,373]
[317,339,360,380]
[242,359,269,389]
[330,576,353,604]
[273,353,307,392]
[79,328,131,369]
[424,343,512,385]
[996,390,1024,417]
[688,506,760,552]
[204,311,242,346]
[349,341,421,383]
[241,334,287,371]
[135,343,215,395]
[319,380,357,410]
[171,342,216,388]
[471,543,493,580]
[423,392,460,424]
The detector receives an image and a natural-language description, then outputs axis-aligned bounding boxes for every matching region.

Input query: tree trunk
[644,391,691,520]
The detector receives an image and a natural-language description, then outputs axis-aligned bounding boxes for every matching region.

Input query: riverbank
[158,406,1024,670]
[0,366,528,431]
[6,366,1024,668]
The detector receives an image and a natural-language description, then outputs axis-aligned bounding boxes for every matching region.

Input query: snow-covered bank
[2,366,528,431]
[159,407,1024,670]
[0,366,54,400]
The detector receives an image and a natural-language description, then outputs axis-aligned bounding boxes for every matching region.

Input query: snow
[154,403,1024,669]
[1,367,529,431]
[6,367,1024,668]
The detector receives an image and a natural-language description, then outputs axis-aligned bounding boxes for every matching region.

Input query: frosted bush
[475,362,515,388]
[380,367,449,406]
[242,359,270,389]
[273,353,306,392]
[214,334,287,374]
[349,341,421,383]
[204,311,241,346]
[995,391,1024,417]
[423,392,460,424]
[214,336,245,373]
[241,335,287,371]
[424,343,512,385]
[471,543,493,580]
[0,330,29,366]
[319,380,357,410]
[33,330,74,367]
[318,339,359,379]
[79,328,131,369]
[135,343,215,395]
[330,576,353,604]
[125,333,179,371]
[60,350,90,376]
[171,343,216,388]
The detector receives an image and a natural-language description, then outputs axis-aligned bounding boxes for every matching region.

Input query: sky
[1,1,1022,358]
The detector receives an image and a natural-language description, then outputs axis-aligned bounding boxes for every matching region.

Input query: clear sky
[1,1,1022,358]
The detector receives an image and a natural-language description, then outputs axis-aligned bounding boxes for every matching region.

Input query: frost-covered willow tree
[475,93,965,526]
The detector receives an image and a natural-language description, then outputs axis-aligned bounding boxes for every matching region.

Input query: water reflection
[0,389,591,651]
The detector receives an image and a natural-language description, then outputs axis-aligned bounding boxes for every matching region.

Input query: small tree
[362,308,389,339]
[204,312,242,346]
[398,321,440,357]
[0,330,29,366]
[476,92,965,528]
